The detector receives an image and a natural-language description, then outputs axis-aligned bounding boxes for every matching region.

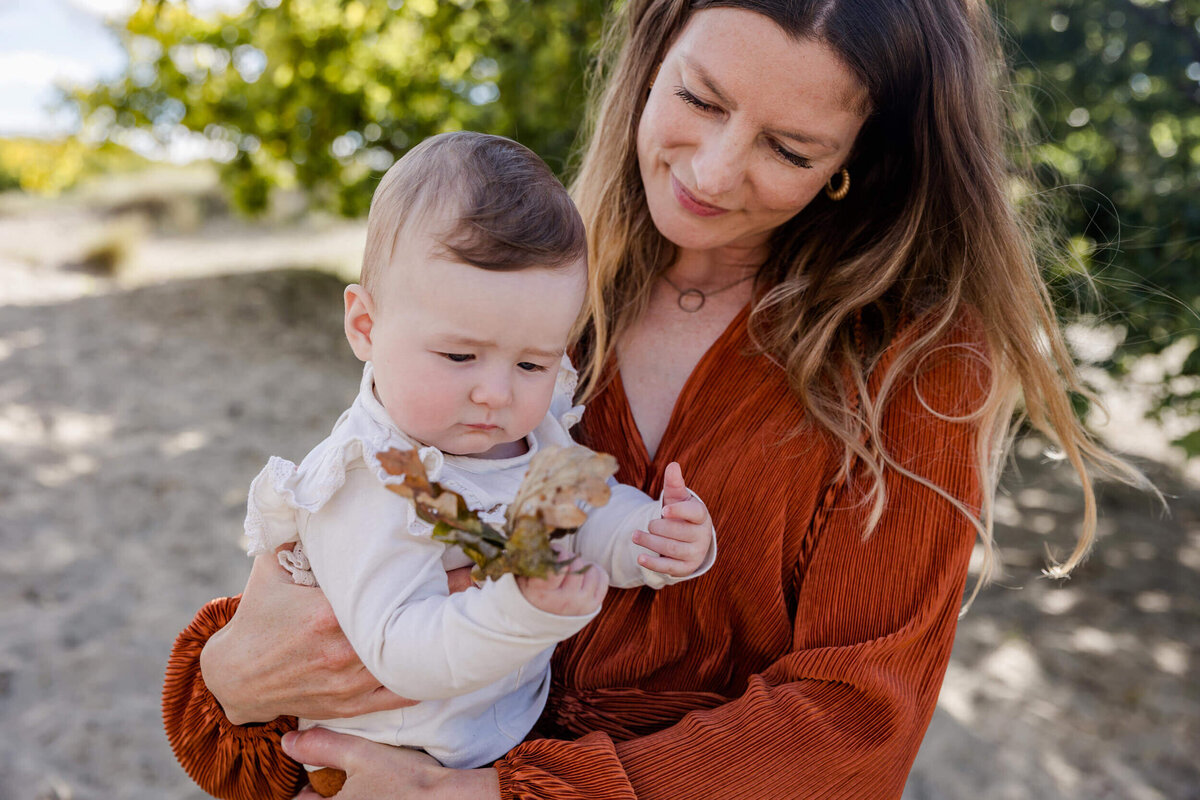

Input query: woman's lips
[671,174,728,218]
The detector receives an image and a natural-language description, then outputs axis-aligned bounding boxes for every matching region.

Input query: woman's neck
[668,242,766,288]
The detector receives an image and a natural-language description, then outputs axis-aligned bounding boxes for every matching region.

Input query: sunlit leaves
[73,0,605,216]
[1004,0,1200,449]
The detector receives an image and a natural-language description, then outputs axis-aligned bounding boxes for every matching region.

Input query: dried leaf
[507,446,617,530]
[378,448,433,500]
[376,444,617,580]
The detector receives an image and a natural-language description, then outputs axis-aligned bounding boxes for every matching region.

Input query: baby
[240,131,715,788]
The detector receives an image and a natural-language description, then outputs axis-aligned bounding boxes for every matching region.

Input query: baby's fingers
[635,527,701,561]
[662,496,708,525]
[635,551,695,578]
[661,462,690,505]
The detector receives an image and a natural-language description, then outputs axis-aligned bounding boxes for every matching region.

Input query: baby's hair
[360,131,587,295]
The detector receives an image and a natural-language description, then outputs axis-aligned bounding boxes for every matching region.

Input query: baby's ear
[343,284,376,362]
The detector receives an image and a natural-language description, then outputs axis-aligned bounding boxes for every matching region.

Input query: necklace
[660,271,755,312]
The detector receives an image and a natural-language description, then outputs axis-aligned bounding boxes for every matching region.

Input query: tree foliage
[75,0,604,215]
[72,0,1199,449]
[1003,0,1200,448]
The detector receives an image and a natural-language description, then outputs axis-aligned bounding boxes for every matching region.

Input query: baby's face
[346,218,587,458]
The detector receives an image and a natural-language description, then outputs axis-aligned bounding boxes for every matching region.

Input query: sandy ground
[0,172,1196,800]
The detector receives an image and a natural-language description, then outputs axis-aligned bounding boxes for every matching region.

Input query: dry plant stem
[376,445,617,580]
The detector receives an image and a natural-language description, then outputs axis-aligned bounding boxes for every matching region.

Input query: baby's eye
[441,352,474,363]
[517,362,548,373]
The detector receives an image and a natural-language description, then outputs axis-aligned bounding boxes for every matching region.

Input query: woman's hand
[283,728,500,800]
[200,551,417,724]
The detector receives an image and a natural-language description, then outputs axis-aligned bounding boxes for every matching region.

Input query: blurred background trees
[1003,0,1200,453]
[68,0,605,215]
[9,0,1198,451]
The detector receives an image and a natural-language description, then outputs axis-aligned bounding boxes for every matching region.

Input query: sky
[0,0,246,137]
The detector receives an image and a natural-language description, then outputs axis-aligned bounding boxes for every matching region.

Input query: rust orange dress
[163,306,985,800]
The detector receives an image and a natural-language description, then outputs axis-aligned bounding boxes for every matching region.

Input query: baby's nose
[469,370,513,408]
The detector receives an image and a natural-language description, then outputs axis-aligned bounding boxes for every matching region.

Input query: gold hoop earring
[825,168,850,201]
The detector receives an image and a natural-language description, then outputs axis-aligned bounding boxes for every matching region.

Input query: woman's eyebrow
[681,56,737,110]
[681,56,840,153]
[767,126,839,153]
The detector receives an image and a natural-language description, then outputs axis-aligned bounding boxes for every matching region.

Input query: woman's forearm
[282,728,502,800]
[163,594,306,800]
[200,614,279,724]
[425,766,502,799]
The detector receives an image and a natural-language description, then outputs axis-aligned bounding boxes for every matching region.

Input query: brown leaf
[507,446,617,530]
[543,502,587,529]
[426,491,460,521]
[378,448,433,498]
[381,444,619,580]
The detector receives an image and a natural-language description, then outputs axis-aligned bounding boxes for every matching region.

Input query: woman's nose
[469,368,512,408]
[691,126,748,199]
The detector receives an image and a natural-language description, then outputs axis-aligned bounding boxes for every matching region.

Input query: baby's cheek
[386,382,444,436]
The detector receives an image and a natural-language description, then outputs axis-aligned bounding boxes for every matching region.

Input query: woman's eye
[517,362,548,373]
[772,142,813,169]
[441,353,474,363]
[674,87,717,113]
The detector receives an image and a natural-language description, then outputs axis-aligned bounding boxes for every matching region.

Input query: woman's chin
[651,213,770,257]
[649,207,728,251]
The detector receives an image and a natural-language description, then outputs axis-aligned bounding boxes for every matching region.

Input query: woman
[164,1,1145,797]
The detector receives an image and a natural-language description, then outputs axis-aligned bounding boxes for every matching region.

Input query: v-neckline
[614,302,752,470]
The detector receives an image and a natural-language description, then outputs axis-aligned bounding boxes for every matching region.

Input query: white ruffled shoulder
[549,354,586,433]
[244,364,438,557]
[243,435,451,557]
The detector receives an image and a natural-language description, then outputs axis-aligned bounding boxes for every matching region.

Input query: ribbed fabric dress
[163,306,986,800]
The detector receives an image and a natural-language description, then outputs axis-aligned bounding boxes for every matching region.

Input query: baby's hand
[634,462,713,577]
[517,553,608,617]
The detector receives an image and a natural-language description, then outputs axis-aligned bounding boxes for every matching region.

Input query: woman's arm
[492,325,988,800]
[163,553,419,800]
[201,553,410,725]
[163,555,478,800]
[281,728,501,800]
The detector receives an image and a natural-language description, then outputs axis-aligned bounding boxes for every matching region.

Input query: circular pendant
[677,288,705,312]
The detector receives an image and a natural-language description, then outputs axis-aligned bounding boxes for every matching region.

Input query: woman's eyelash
[674,87,715,112]
[772,143,813,169]
[675,86,813,169]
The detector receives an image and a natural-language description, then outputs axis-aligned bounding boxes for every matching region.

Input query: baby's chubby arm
[571,461,716,590]
[299,466,598,701]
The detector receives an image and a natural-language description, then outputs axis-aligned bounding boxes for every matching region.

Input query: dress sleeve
[495,325,988,800]
[161,595,306,800]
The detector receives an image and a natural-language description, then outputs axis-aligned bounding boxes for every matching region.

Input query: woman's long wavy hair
[569,0,1151,599]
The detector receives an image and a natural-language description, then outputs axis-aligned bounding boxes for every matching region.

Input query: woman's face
[637,8,869,256]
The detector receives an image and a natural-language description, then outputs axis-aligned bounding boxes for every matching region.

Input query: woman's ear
[344,284,376,362]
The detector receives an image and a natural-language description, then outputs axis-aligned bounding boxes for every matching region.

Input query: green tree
[76,0,603,215]
[1002,0,1200,450]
